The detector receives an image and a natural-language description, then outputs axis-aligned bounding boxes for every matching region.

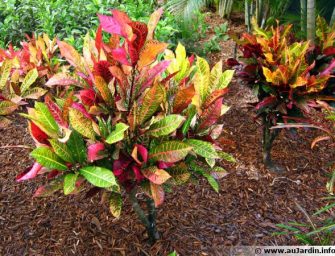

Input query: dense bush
[229,21,335,172]
[17,9,235,243]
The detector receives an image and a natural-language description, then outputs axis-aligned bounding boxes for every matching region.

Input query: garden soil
[1,13,334,256]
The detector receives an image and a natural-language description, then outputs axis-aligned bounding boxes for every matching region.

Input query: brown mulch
[1,13,334,256]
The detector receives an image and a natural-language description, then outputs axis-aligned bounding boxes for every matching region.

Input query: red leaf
[226,58,239,67]
[188,54,195,66]
[16,162,43,182]
[95,25,103,56]
[71,103,93,120]
[131,144,148,165]
[132,165,145,182]
[47,170,60,179]
[324,47,335,56]
[128,21,148,64]
[93,60,113,83]
[111,47,131,66]
[255,96,277,110]
[45,95,68,127]
[88,142,106,162]
[29,121,49,145]
[142,60,171,90]
[157,161,174,169]
[79,89,97,107]
[198,98,222,131]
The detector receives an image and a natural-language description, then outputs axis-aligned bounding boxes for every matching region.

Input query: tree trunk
[129,189,160,244]
[306,0,315,44]
[262,115,284,173]
[300,0,307,38]
[245,0,251,32]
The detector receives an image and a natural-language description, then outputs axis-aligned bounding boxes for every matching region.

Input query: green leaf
[190,161,219,192]
[63,173,78,195]
[34,102,59,135]
[185,139,219,159]
[49,139,75,163]
[147,115,185,137]
[182,105,196,135]
[149,141,192,163]
[106,123,129,144]
[194,56,210,104]
[69,108,95,140]
[30,147,67,171]
[109,192,122,218]
[217,151,236,163]
[79,166,118,188]
[21,68,38,93]
[216,70,234,89]
[21,87,47,99]
[206,157,215,168]
[67,130,86,164]
[138,84,165,125]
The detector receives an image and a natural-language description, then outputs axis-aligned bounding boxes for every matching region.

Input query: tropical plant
[17,9,235,243]
[0,34,60,126]
[228,22,335,172]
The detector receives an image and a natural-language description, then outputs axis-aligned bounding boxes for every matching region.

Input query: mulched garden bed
[1,13,334,256]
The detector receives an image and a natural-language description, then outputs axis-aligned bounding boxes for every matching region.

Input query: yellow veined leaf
[149,141,192,163]
[194,56,210,105]
[173,84,195,113]
[69,108,95,140]
[262,67,274,83]
[290,76,308,88]
[216,70,234,89]
[147,8,163,40]
[20,68,39,93]
[109,192,122,218]
[21,88,48,100]
[0,59,12,90]
[210,61,223,89]
[106,123,129,144]
[138,40,168,69]
[94,75,113,105]
[30,147,67,171]
[147,115,185,137]
[79,166,118,188]
[138,83,165,125]
[0,100,18,115]
[63,173,79,195]
[185,139,219,159]
[168,162,191,185]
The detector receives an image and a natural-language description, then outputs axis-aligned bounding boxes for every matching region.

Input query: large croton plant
[228,20,335,172]
[17,9,235,243]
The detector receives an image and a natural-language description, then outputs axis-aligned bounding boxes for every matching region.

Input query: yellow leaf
[138,40,168,69]
[69,108,95,140]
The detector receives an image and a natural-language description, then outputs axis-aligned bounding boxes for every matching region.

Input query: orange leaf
[173,84,195,113]
[150,183,164,207]
[142,166,171,185]
[94,75,113,106]
[137,40,168,69]
[147,8,163,40]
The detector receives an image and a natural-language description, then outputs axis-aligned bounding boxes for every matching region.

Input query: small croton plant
[0,34,60,127]
[18,9,235,243]
[228,21,335,172]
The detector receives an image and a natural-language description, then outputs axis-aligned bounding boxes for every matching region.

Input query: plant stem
[129,189,159,244]
[128,67,136,112]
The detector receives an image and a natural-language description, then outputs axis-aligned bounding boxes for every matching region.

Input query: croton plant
[228,21,335,172]
[17,9,235,243]
[0,34,60,127]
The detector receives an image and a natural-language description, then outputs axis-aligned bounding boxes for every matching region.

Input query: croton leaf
[63,173,78,195]
[45,73,81,87]
[49,139,75,164]
[210,166,228,180]
[111,47,131,66]
[57,40,87,74]
[217,151,236,163]
[149,141,192,163]
[20,68,38,93]
[147,115,185,137]
[34,102,59,135]
[194,56,210,105]
[142,60,171,89]
[45,95,68,127]
[168,162,191,185]
[138,84,165,125]
[0,59,12,90]
[173,84,195,114]
[185,139,219,159]
[30,147,67,171]
[21,88,48,100]
[198,98,223,131]
[142,166,171,185]
[0,100,18,115]
[88,142,106,162]
[67,130,87,164]
[216,70,234,89]
[137,40,168,69]
[150,182,164,207]
[33,178,64,197]
[109,192,122,218]
[106,123,129,144]
[69,108,95,140]
[190,162,219,193]
[29,121,49,145]
[147,7,163,40]
[16,162,43,182]
[79,166,119,188]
